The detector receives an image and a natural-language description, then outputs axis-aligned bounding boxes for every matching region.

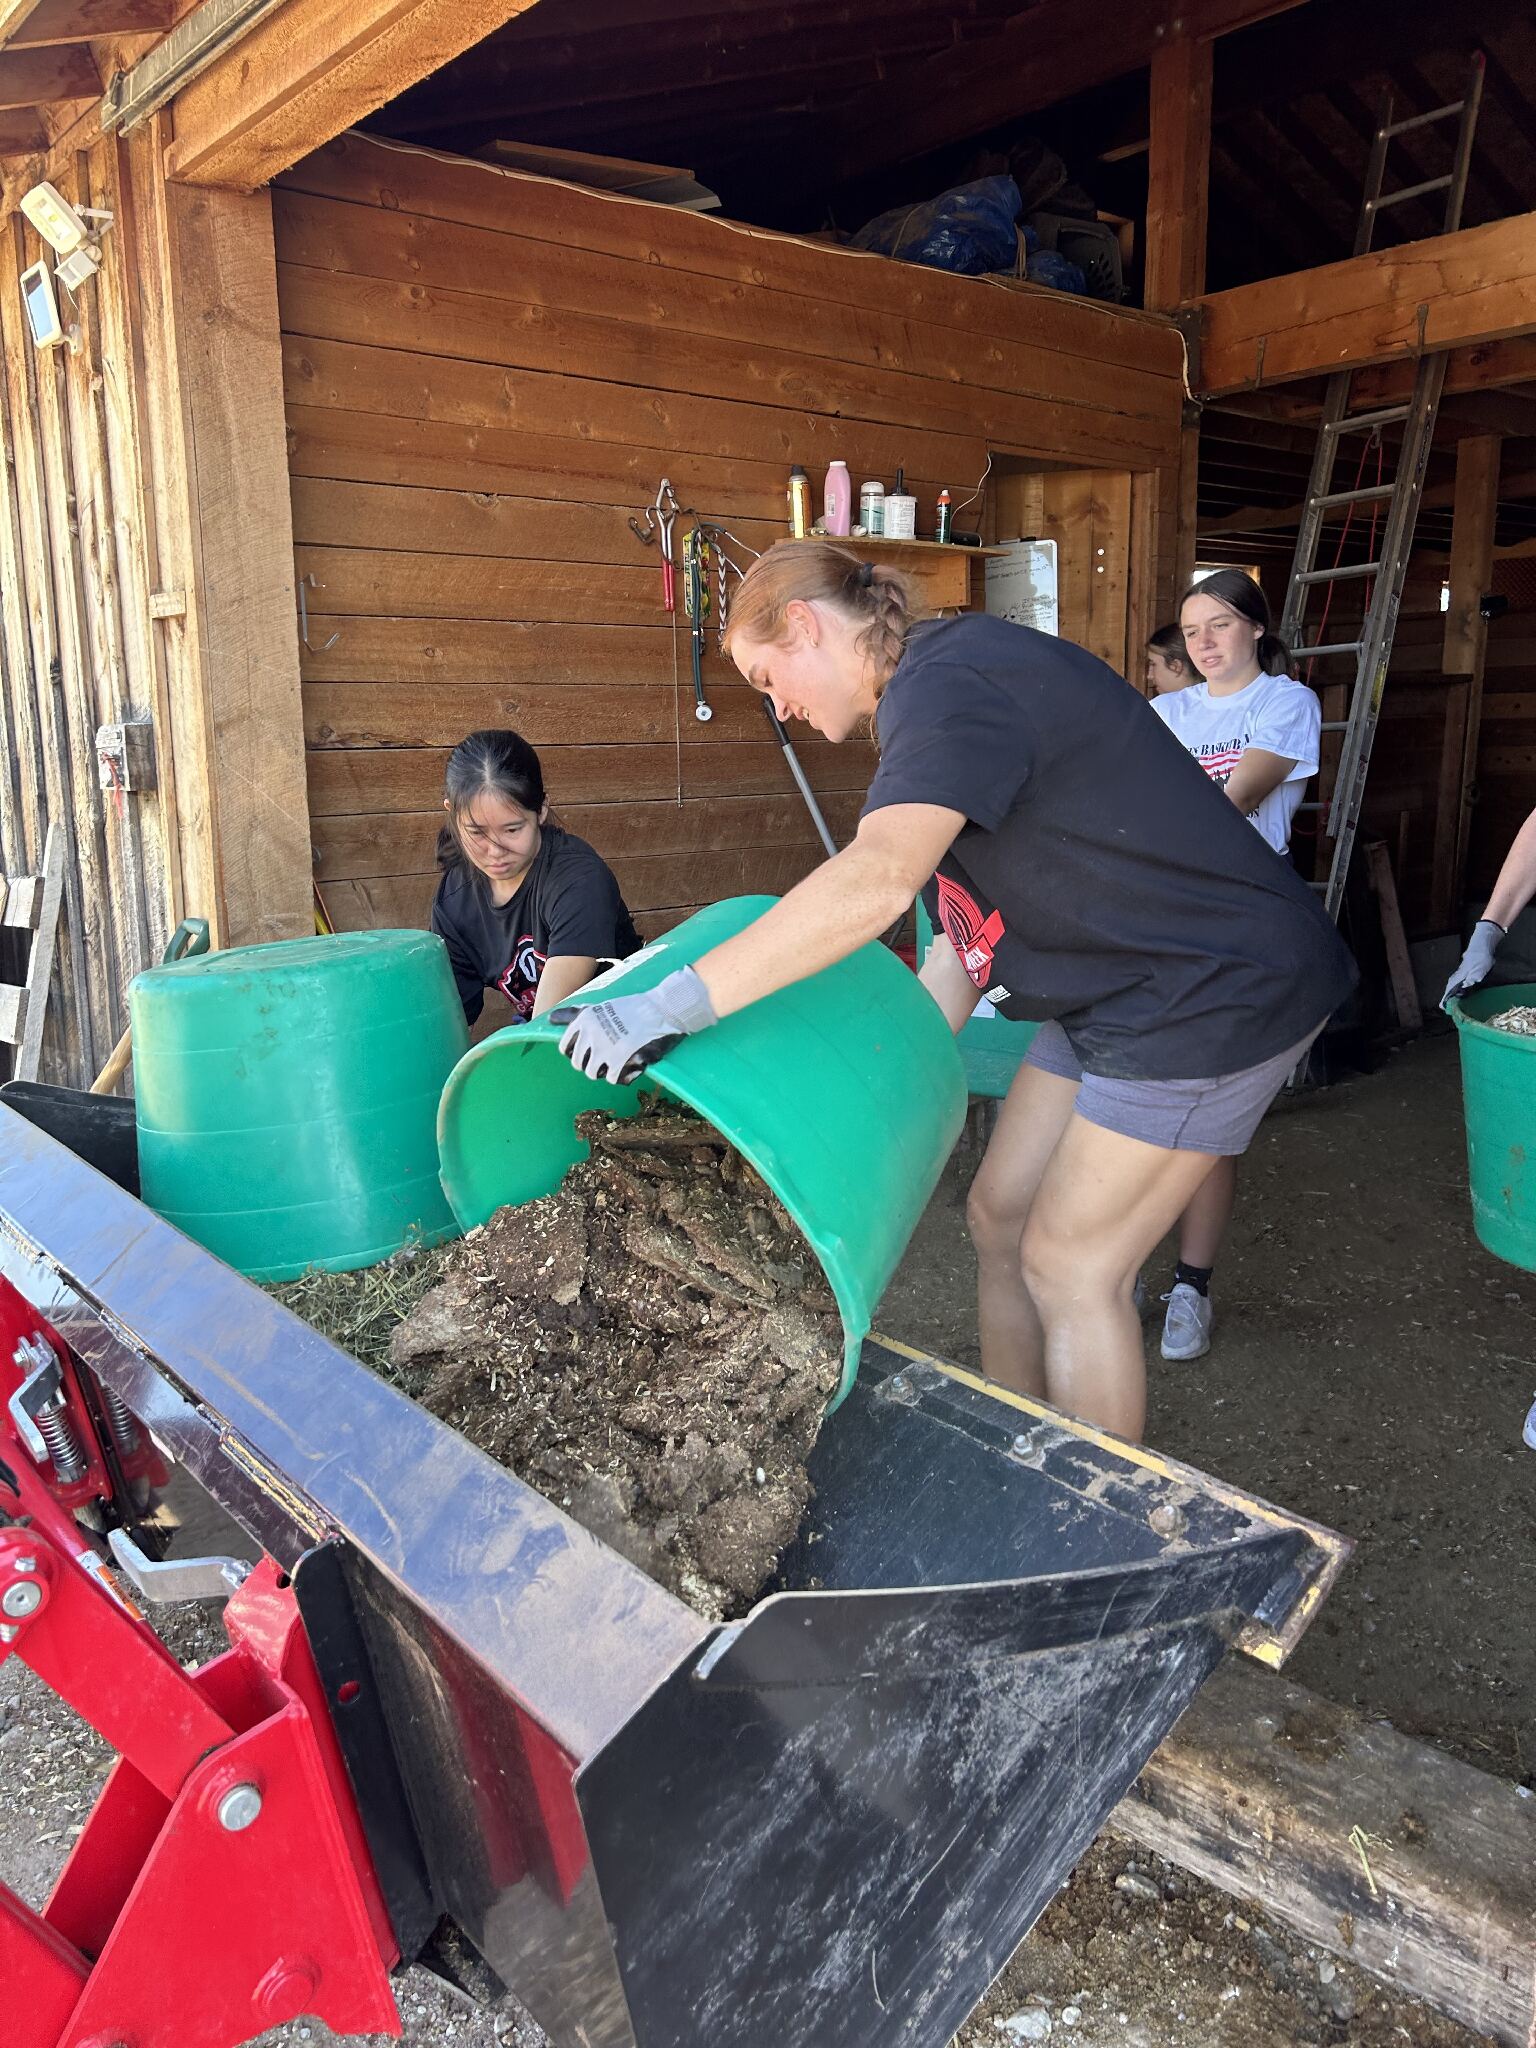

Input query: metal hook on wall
[298,573,339,654]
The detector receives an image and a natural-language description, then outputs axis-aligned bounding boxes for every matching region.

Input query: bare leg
[965,1063,1080,1397]
[1021,1118,1221,1440]
[1177,1154,1238,1270]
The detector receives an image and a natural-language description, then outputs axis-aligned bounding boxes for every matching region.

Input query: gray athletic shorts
[1021,1020,1321,1155]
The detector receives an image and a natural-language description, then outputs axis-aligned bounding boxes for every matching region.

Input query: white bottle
[884,466,917,540]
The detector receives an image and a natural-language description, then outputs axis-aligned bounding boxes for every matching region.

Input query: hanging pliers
[630,479,681,613]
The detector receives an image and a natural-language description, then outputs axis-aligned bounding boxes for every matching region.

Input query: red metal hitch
[0,1275,399,2048]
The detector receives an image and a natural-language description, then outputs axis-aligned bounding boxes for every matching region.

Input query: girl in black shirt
[554,545,1353,1444]
[431,730,640,1026]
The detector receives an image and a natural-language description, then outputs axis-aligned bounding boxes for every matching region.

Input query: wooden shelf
[798,535,1010,555]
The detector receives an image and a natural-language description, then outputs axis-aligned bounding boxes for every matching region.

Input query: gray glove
[1441,918,1505,1010]
[551,966,717,1085]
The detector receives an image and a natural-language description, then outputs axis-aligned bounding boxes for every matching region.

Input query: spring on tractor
[100,1384,141,1455]
[36,1401,87,1485]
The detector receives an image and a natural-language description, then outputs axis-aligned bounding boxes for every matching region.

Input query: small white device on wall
[19,261,64,349]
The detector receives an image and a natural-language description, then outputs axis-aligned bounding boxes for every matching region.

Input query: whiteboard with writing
[984,539,1059,636]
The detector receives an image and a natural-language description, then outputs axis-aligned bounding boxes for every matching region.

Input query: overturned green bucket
[436,896,967,1404]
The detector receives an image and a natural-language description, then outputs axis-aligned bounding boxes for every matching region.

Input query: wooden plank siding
[1330,575,1536,937]
[277,134,1186,941]
[0,140,176,1082]
[0,123,313,1085]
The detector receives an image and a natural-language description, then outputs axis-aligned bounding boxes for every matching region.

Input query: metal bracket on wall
[298,574,339,655]
[100,0,292,133]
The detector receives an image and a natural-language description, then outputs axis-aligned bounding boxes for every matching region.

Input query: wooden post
[1113,1656,1536,2048]
[1145,35,1210,608]
[160,175,312,947]
[1435,432,1501,927]
[1145,33,1213,313]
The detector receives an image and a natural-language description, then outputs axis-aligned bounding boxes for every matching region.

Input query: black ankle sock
[1174,1262,1213,1297]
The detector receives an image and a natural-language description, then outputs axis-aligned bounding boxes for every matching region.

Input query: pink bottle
[823,459,852,537]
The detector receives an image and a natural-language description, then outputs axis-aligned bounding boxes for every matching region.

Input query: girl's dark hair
[1179,568,1292,676]
[1146,623,1188,672]
[436,729,546,872]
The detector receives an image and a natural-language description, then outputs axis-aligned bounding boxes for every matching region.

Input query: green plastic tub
[134,930,467,1281]
[1450,982,1536,1273]
[436,897,967,1404]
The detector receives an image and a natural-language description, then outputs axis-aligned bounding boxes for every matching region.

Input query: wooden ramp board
[1111,1656,1536,2047]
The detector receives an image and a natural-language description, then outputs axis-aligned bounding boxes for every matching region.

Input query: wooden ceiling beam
[0,0,45,57]
[823,0,1312,185]
[6,0,174,41]
[0,41,97,106]
[1190,209,1536,396]
[165,0,542,187]
[0,101,46,148]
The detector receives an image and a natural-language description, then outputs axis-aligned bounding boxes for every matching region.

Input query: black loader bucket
[0,1100,1347,2048]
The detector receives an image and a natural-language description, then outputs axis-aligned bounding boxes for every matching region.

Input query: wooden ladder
[1281,55,1486,922]
[0,826,66,1082]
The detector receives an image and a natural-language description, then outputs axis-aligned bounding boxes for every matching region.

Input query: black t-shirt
[431,825,641,1024]
[863,615,1357,1081]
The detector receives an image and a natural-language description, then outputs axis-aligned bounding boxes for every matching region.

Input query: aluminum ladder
[1281,54,1485,922]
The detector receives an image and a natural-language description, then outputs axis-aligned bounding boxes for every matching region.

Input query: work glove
[551,966,717,1086]
[1441,918,1505,1011]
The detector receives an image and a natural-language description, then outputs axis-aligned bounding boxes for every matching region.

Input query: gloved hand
[551,965,717,1085]
[1441,918,1506,1010]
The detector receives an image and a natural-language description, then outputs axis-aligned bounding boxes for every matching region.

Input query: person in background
[553,542,1354,1444]
[1145,622,1194,696]
[431,729,640,1026]
[1148,569,1322,1363]
[1442,803,1536,1006]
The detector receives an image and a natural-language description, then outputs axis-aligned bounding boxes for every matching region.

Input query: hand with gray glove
[551,965,718,1085]
[1441,919,1505,1010]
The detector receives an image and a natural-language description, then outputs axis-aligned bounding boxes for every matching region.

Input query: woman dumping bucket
[553,542,1357,1444]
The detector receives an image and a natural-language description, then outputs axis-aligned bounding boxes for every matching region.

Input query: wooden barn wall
[0,121,312,1087]
[0,131,173,1086]
[1355,558,1533,936]
[275,134,1185,942]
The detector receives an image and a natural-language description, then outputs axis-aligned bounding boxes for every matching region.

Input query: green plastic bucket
[436,897,967,1403]
[1450,982,1536,1273]
[916,901,1037,1099]
[134,930,467,1281]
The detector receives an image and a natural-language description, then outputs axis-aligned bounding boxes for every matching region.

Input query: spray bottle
[788,465,812,538]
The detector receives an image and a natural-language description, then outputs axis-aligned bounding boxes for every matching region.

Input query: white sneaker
[1160,1282,1213,1361]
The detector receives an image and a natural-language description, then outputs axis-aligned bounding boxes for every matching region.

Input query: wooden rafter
[1191,209,1536,396]
[6,0,175,43]
[164,0,543,187]
[823,0,1311,183]
[0,41,97,106]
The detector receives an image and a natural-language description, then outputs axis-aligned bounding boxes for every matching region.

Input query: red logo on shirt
[935,873,1005,988]
[497,936,546,1020]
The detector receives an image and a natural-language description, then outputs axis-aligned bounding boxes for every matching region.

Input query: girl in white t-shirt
[1148,569,1322,1362]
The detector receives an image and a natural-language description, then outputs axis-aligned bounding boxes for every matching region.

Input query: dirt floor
[883,1027,1536,1790]
[1,1029,1524,2047]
